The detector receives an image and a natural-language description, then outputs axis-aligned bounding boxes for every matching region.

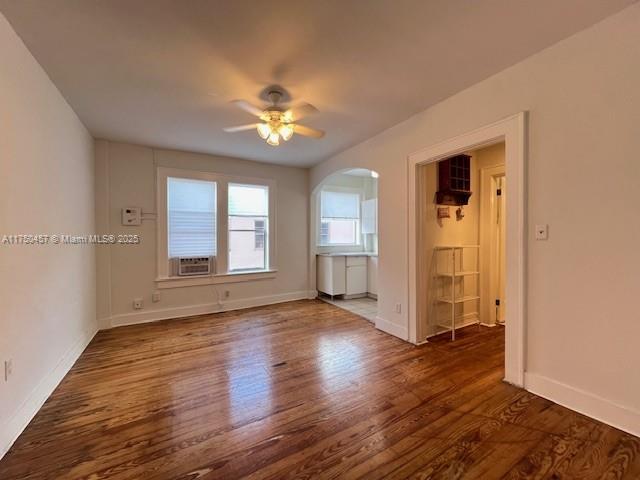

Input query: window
[319,189,360,245]
[167,177,216,257]
[228,184,269,271]
[158,168,275,283]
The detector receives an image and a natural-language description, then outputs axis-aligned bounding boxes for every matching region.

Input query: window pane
[318,189,360,245]
[168,177,216,257]
[228,184,269,271]
[321,218,357,245]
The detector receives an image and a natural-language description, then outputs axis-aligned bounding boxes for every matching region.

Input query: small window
[228,184,269,271]
[167,177,216,258]
[319,190,360,245]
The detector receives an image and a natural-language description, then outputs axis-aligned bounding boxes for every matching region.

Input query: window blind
[320,190,359,219]
[229,184,268,216]
[167,177,216,257]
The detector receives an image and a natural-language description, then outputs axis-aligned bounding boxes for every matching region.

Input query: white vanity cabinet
[317,254,372,298]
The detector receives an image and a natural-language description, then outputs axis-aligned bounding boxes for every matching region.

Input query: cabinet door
[346,265,367,295]
[331,257,346,295]
[316,256,346,295]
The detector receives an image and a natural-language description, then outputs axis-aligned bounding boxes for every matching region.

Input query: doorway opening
[311,168,379,323]
[415,143,505,342]
[407,112,526,386]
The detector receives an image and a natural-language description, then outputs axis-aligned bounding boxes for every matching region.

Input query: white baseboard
[0,326,97,460]
[525,372,640,438]
[106,290,312,328]
[375,316,408,341]
[97,316,111,330]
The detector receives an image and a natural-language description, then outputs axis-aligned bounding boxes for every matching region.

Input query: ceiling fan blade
[285,103,319,122]
[232,100,264,117]
[223,123,259,133]
[294,124,325,138]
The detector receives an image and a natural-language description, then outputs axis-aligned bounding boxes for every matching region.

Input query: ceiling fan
[224,89,325,146]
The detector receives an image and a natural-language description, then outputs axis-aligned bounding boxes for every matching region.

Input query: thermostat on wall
[121,207,142,226]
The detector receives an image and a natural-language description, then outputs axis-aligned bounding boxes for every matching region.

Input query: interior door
[496,176,506,323]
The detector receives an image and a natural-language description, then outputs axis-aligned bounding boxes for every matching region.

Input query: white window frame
[317,186,362,247]
[227,182,270,273]
[156,167,277,288]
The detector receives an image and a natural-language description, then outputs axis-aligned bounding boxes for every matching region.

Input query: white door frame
[407,112,527,387]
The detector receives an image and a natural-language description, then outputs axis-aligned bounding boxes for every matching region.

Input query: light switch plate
[535,224,548,240]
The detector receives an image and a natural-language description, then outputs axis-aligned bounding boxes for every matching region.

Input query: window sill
[155,269,277,289]
[317,244,361,247]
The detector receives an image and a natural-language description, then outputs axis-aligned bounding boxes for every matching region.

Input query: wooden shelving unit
[434,245,480,341]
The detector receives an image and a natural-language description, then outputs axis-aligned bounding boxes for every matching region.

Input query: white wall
[95,141,310,327]
[311,5,640,434]
[0,13,96,457]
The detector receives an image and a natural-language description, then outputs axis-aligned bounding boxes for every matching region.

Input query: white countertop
[317,252,378,257]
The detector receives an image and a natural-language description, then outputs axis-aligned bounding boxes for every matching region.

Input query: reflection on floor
[3,300,639,479]
[319,295,377,322]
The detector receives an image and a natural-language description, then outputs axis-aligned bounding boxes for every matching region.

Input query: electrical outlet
[152,291,160,303]
[224,290,230,299]
[133,298,144,310]
[395,303,402,314]
[4,359,13,381]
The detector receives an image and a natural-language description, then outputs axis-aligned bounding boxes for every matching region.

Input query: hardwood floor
[1,300,638,479]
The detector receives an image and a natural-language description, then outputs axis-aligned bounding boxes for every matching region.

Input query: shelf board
[437,295,480,304]
[436,320,480,331]
[433,245,480,250]
[437,271,479,277]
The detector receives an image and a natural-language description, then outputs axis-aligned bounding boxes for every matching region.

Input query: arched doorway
[310,168,379,322]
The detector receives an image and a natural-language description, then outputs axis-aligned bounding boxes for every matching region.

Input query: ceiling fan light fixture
[279,124,294,141]
[225,92,324,146]
[266,131,280,146]
[256,123,270,139]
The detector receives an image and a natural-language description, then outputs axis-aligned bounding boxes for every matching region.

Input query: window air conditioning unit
[171,256,215,276]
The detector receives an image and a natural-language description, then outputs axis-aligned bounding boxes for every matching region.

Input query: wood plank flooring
[1,299,638,479]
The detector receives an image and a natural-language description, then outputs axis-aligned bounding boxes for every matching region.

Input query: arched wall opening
[309,168,380,323]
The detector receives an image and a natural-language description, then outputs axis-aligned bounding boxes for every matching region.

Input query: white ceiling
[0,0,634,167]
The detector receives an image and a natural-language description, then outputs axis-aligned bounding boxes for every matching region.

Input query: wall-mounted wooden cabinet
[436,154,472,205]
